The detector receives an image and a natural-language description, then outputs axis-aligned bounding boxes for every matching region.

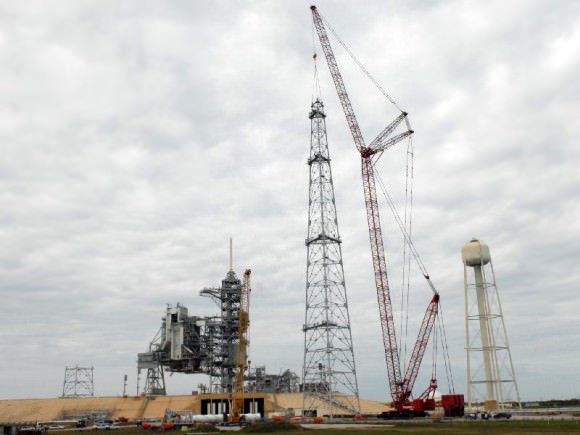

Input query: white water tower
[462,238,521,410]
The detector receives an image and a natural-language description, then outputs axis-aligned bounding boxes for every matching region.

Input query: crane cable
[437,303,456,393]
[372,160,437,295]
[311,20,324,103]
[399,137,414,368]
[318,11,406,115]
[374,149,457,394]
[431,316,439,384]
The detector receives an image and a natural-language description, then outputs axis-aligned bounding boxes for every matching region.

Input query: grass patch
[241,422,304,432]
[188,424,221,433]
[49,420,580,435]
[240,420,580,435]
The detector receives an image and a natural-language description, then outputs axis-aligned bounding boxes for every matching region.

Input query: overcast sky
[1,0,579,403]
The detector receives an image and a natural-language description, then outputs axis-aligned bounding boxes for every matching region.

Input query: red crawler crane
[311,5,441,412]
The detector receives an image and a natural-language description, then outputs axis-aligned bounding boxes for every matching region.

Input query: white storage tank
[192,414,223,423]
[462,238,491,267]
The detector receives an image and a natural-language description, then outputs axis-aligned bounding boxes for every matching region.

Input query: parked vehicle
[75,420,86,428]
[94,423,119,430]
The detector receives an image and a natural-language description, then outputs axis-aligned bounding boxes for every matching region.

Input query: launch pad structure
[137,250,300,399]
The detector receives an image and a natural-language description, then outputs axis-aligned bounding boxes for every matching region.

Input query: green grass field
[324,421,580,434]
[81,420,580,435]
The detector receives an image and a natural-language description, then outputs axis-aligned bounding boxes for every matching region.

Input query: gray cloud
[1,0,579,401]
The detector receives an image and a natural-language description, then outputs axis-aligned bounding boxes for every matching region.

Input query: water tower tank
[462,238,491,267]
[462,237,521,410]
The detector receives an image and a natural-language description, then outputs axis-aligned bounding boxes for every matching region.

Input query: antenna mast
[229,237,233,272]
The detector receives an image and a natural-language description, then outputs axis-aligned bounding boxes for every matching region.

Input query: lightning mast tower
[462,238,521,410]
[302,90,361,416]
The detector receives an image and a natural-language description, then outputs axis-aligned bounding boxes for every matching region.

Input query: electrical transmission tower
[302,98,361,417]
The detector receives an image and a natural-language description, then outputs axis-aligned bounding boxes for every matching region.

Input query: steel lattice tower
[302,98,360,417]
[61,366,94,397]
